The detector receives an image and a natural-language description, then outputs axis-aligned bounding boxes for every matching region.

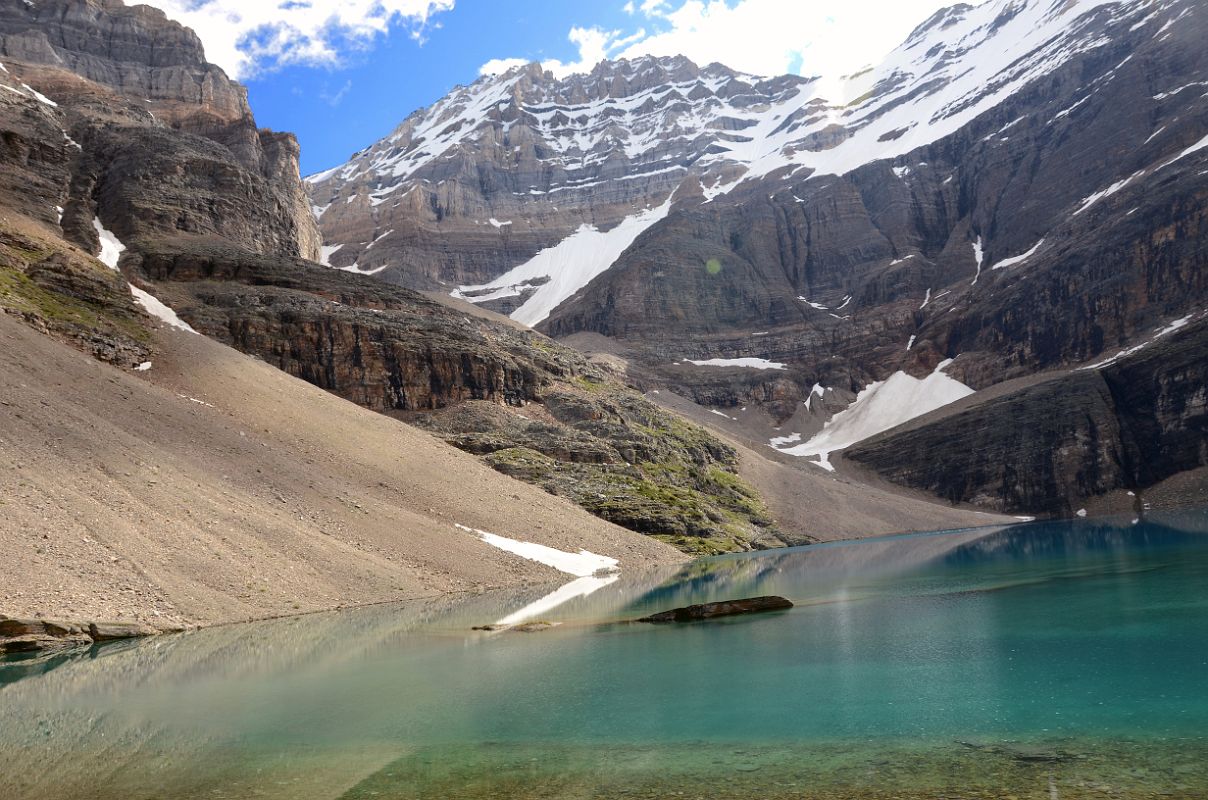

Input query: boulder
[638,596,793,623]
[88,622,157,641]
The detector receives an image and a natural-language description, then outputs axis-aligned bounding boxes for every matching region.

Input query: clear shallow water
[3,512,1208,799]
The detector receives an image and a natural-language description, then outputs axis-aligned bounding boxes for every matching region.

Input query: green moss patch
[418,379,779,554]
[0,225,151,362]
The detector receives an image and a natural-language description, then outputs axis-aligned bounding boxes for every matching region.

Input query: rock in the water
[472,621,561,633]
[512,621,560,633]
[88,622,156,641]
[638,596,793,623]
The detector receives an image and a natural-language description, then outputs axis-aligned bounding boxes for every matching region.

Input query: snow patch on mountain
[775,360,974,470]
[992,239,1046,271]
[1080,312,1198,369]
[683,357,787,370]
[453,194,674,326]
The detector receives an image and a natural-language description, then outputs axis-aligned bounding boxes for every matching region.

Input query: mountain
[309,0,1208,517]
[0,0,739,631]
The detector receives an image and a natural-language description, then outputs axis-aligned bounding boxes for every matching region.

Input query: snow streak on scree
[454,523,618,577]
[92,218,198,335]
[774,361,973,471]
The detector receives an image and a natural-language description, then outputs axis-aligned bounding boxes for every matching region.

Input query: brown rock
[0,617,93,654]
[0,618,50,637]
[88,621,157,641]
[512,621,560,633]
[638,596,793,623]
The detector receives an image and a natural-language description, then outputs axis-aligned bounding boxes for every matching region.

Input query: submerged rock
[512,621,561,633]
[471,621,562,633]
[638,596,793,623]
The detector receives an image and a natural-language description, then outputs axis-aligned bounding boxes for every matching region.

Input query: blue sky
[138,0,974,176]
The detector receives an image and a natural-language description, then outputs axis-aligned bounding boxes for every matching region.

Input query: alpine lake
[3,511,1207,800]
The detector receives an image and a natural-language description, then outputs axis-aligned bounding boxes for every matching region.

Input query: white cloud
[481,0,988,82]
[137,0,455,79]
[480,57,530,76]
[320,79,353,107]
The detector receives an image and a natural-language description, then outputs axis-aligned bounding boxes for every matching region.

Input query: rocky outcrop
[412,387,778,553]
[0,615,157,654]
[0,0,322,262]
[0,222,150,366]
[847,318,1208,515]
[130,240,581,411]
[0,0,246,121]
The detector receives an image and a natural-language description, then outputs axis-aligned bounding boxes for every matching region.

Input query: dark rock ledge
[0,615,162,655]
[638,596,793,623]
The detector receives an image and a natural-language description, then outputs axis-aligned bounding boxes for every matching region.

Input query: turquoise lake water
[3,512,1207,799]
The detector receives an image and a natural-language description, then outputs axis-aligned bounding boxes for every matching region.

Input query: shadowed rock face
[846,319,1208,515]
[131,241,580,412]
[0,0,322,262]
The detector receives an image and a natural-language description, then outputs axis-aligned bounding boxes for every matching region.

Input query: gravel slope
[0,314,682,629]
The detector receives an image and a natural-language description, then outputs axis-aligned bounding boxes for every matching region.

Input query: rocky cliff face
[130,240,578,412]
[124,239,776,549]
[542,0,1208,387]
[0,0,322,262]
[305,57,810,291]
[847,317,1208,515]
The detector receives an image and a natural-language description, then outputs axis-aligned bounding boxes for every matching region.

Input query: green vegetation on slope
[0,223,150,365]
[413,376,778,554]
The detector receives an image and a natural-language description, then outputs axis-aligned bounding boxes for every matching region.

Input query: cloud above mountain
[137,0,455,79]
[481,0,983,81]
